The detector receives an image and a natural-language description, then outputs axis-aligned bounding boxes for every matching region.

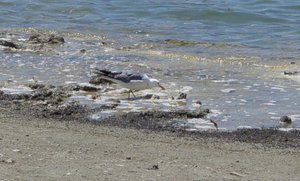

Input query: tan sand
[0,112,299,181]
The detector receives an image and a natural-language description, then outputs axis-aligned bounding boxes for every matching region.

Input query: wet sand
[0,109,299,181]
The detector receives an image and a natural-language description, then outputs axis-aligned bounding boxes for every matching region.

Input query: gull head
[149,79,165,90]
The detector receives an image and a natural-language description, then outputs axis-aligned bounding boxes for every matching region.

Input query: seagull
[93,69,165,98]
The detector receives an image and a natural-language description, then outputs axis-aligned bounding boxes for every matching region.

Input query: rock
[151,95,160,100]
[12,149,21,153]
[48,35,65,44]
[81,86,98,92]
[279,116,292,128]
[3,48,17,53]
[176,92,187,99]
[28,83,46,90]
[72,83,100,92]
[29,34,65,44]
[229,171,245,177]
[148,164,159,170]
[0,40,19,49]
[1,158,15,164]
[143,94,153,99]
[80,49,86,53]
[0,92,30,101]
[143,94,160,99]
[194,100,202,105]
[283,70,300,75]
[79,84,99,92]
[164,39,198,47]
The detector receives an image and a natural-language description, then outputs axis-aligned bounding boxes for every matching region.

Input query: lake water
[1,0,300,130]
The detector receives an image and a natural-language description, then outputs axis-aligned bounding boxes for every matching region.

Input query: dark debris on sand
[0,83,88,121]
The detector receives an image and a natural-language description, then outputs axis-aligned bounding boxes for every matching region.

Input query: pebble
[279,115,292,128]
[80,49,86,53]
[176,92,187,99]
[12,149,21,153]
[149,165,159,170]
[1,158,15,164]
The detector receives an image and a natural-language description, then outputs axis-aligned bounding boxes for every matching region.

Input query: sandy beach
[0,109,299,181]
[1,1,300,180]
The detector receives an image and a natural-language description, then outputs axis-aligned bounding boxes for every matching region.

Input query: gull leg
[127,90,136,100]
[130,90,136,98]
[128,91,131,99]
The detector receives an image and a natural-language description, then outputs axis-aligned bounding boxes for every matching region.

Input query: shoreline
[1,82,300,149]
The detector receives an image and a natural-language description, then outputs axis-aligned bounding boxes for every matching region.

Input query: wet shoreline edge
[0,83,299,149]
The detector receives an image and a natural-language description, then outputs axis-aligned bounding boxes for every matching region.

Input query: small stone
[91,95,98,100]
[28,83,45,90]
[12,149,21,153]
[203,109,210,113]
[229,171,245,177]
[283,70,300,75]
[151,165,159,170]
[126,157,132,160]
[81,85,98,92]
[279,115,292,128]
[48,35,65,44]
[80,49,86,53]
[5,158,15,164]
[144,94,153,99]
[194,100,202,105]
[151,95,160,100]
[176,92,187,99]
[0,40,19,49]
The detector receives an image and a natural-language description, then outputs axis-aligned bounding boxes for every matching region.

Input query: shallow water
[1,0,300,57]
[1,1,300,130]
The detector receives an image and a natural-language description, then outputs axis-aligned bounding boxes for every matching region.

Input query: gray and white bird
[94,69,165,98]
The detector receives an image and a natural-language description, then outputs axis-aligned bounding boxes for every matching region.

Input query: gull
[94,69,165,98]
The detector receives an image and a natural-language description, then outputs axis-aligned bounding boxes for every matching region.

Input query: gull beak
[158,83,165,90]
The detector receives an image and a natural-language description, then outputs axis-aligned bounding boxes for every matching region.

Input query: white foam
[213,79,238,83]
[221,88,236,93]
[240,99,247,103]
[237,126,252,129]
[263,102,276,106]
[271,87,286,92]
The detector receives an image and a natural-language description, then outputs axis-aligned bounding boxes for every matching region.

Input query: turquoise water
[1,0,300,57]
[1,1,300,129]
